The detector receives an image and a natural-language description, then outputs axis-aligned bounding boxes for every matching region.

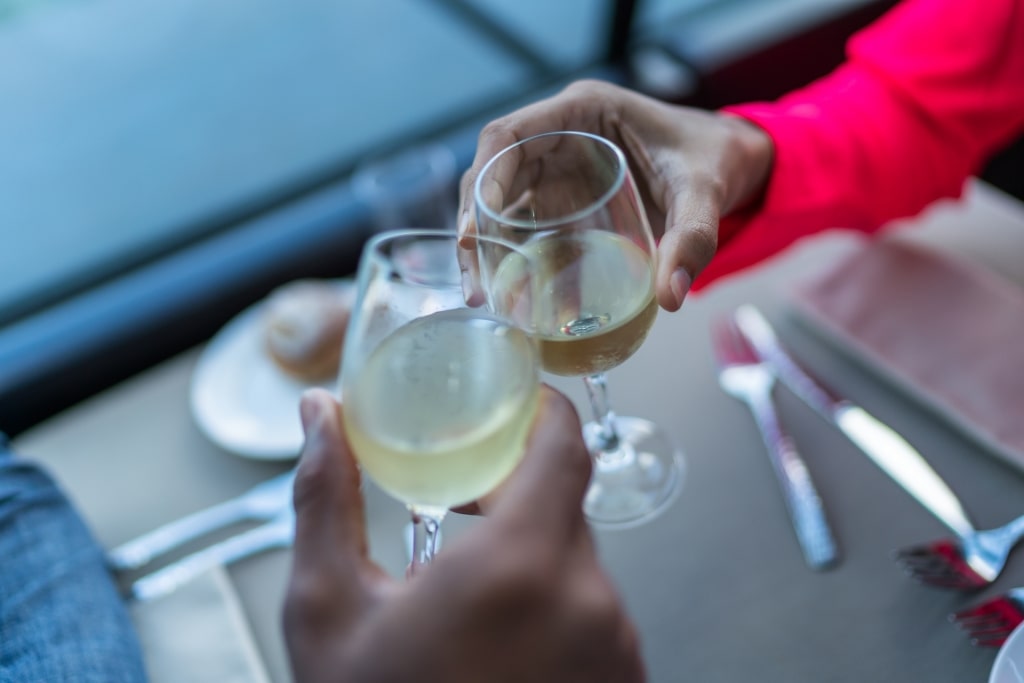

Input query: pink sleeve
[695,0,1024,290]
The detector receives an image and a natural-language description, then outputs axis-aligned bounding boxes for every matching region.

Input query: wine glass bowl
[475,131,684,529]
[340,229,541,567]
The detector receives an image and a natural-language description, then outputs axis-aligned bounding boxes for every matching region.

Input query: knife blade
[733,305,975,539]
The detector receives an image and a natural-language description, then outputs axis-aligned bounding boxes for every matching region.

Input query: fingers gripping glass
[340,230,541,570]
[474,131,684,528]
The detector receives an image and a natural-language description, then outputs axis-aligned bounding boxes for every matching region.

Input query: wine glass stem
[583,373,621,454]
[409,509,445,574]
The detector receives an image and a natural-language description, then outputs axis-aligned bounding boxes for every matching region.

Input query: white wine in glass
[490,230,658,377]
[475,131,684,529]
[341,230,540,569]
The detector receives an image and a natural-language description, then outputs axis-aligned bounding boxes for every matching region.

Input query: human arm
[283,387,645,683]
[458,0,1024,301]
[456,81,774,311]
[706,0,1024,285]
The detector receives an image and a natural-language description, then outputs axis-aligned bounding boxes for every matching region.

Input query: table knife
[108,469,296,572]
[128,508,295,603]
[733,305,975,538]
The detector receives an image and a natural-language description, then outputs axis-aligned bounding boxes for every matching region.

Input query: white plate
[189,292,341,460]
[991,622,1024,683]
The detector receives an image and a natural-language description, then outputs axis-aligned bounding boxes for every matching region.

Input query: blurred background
[2,0,1020,435]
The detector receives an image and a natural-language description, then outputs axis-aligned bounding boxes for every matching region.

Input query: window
[1,0,595,326]
[1,0,894,435]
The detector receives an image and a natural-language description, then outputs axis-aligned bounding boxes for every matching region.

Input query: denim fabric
[0,446,148,682]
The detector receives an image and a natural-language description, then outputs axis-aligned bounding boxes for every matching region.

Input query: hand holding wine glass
[285,387,645,683]
[470,131,684,528]
[456,79,774,311]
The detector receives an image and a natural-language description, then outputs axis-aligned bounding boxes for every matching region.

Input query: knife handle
[748,391,839,570]
[734,305,976,540]
[108,498,249,572]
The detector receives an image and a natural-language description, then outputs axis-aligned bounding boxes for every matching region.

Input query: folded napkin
[130,564,271,683]
[789,237,1024,474]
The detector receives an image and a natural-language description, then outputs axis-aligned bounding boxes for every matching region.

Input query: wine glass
[339,229,540,571]
[474,130,684,528]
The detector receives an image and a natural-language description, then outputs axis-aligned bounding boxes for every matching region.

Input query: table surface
[16,180,1024,683]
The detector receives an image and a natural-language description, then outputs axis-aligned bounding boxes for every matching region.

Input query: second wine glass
[340,229,541,570]
[474,130,685,529]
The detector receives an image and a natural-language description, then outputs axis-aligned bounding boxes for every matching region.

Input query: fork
[107,468,296,572]
[128,508,295,602]
[950,587,1024,646]
[894,514,1024,590]
[711,315,838,570]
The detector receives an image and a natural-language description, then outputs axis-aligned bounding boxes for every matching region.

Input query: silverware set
[712,304,1024,647]
[711,314,837,570]
[108,469,297,602]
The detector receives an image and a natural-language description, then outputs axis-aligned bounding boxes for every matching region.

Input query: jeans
[0,440,147,682]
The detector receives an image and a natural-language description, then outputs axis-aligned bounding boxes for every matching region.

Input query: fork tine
[953,613,1011,628]
[711,318,738,363]
[897,554,964,576]
[895,550,952,568]
[710,319,728,361]
[961,621,1016,637]
[954,596,1024,623]
[950,592,1024,647]
[894,541,989,590]
[895,539,962,561]
[900,563,983,588]
[952,605,1002,621]
[969,627,1015,647]
[897,561,983,589]
[928,572,989,590]
[972,635,1010,648]
[711,315,756,366]
[907,574,981,590]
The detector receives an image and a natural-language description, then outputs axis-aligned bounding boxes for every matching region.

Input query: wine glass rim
[473,131,627,232]
[363,228,526,258]
[360,228,529,284]
[363,227,460,255]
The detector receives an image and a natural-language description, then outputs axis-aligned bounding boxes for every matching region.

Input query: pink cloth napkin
[789,237,1024,474]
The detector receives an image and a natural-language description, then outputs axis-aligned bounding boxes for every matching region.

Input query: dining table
[14,178,1024,682]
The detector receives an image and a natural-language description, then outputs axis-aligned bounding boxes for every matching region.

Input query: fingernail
[462,270,485,307]
[457,210,470,239]
[670,268,692,308]
[299,390,324,435]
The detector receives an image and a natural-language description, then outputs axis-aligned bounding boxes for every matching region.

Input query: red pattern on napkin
[790,238,1024,473]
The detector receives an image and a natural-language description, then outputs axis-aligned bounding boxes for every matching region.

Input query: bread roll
[263,279,353,382]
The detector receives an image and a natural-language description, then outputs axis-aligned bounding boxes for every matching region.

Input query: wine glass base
[582,416,685,529]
